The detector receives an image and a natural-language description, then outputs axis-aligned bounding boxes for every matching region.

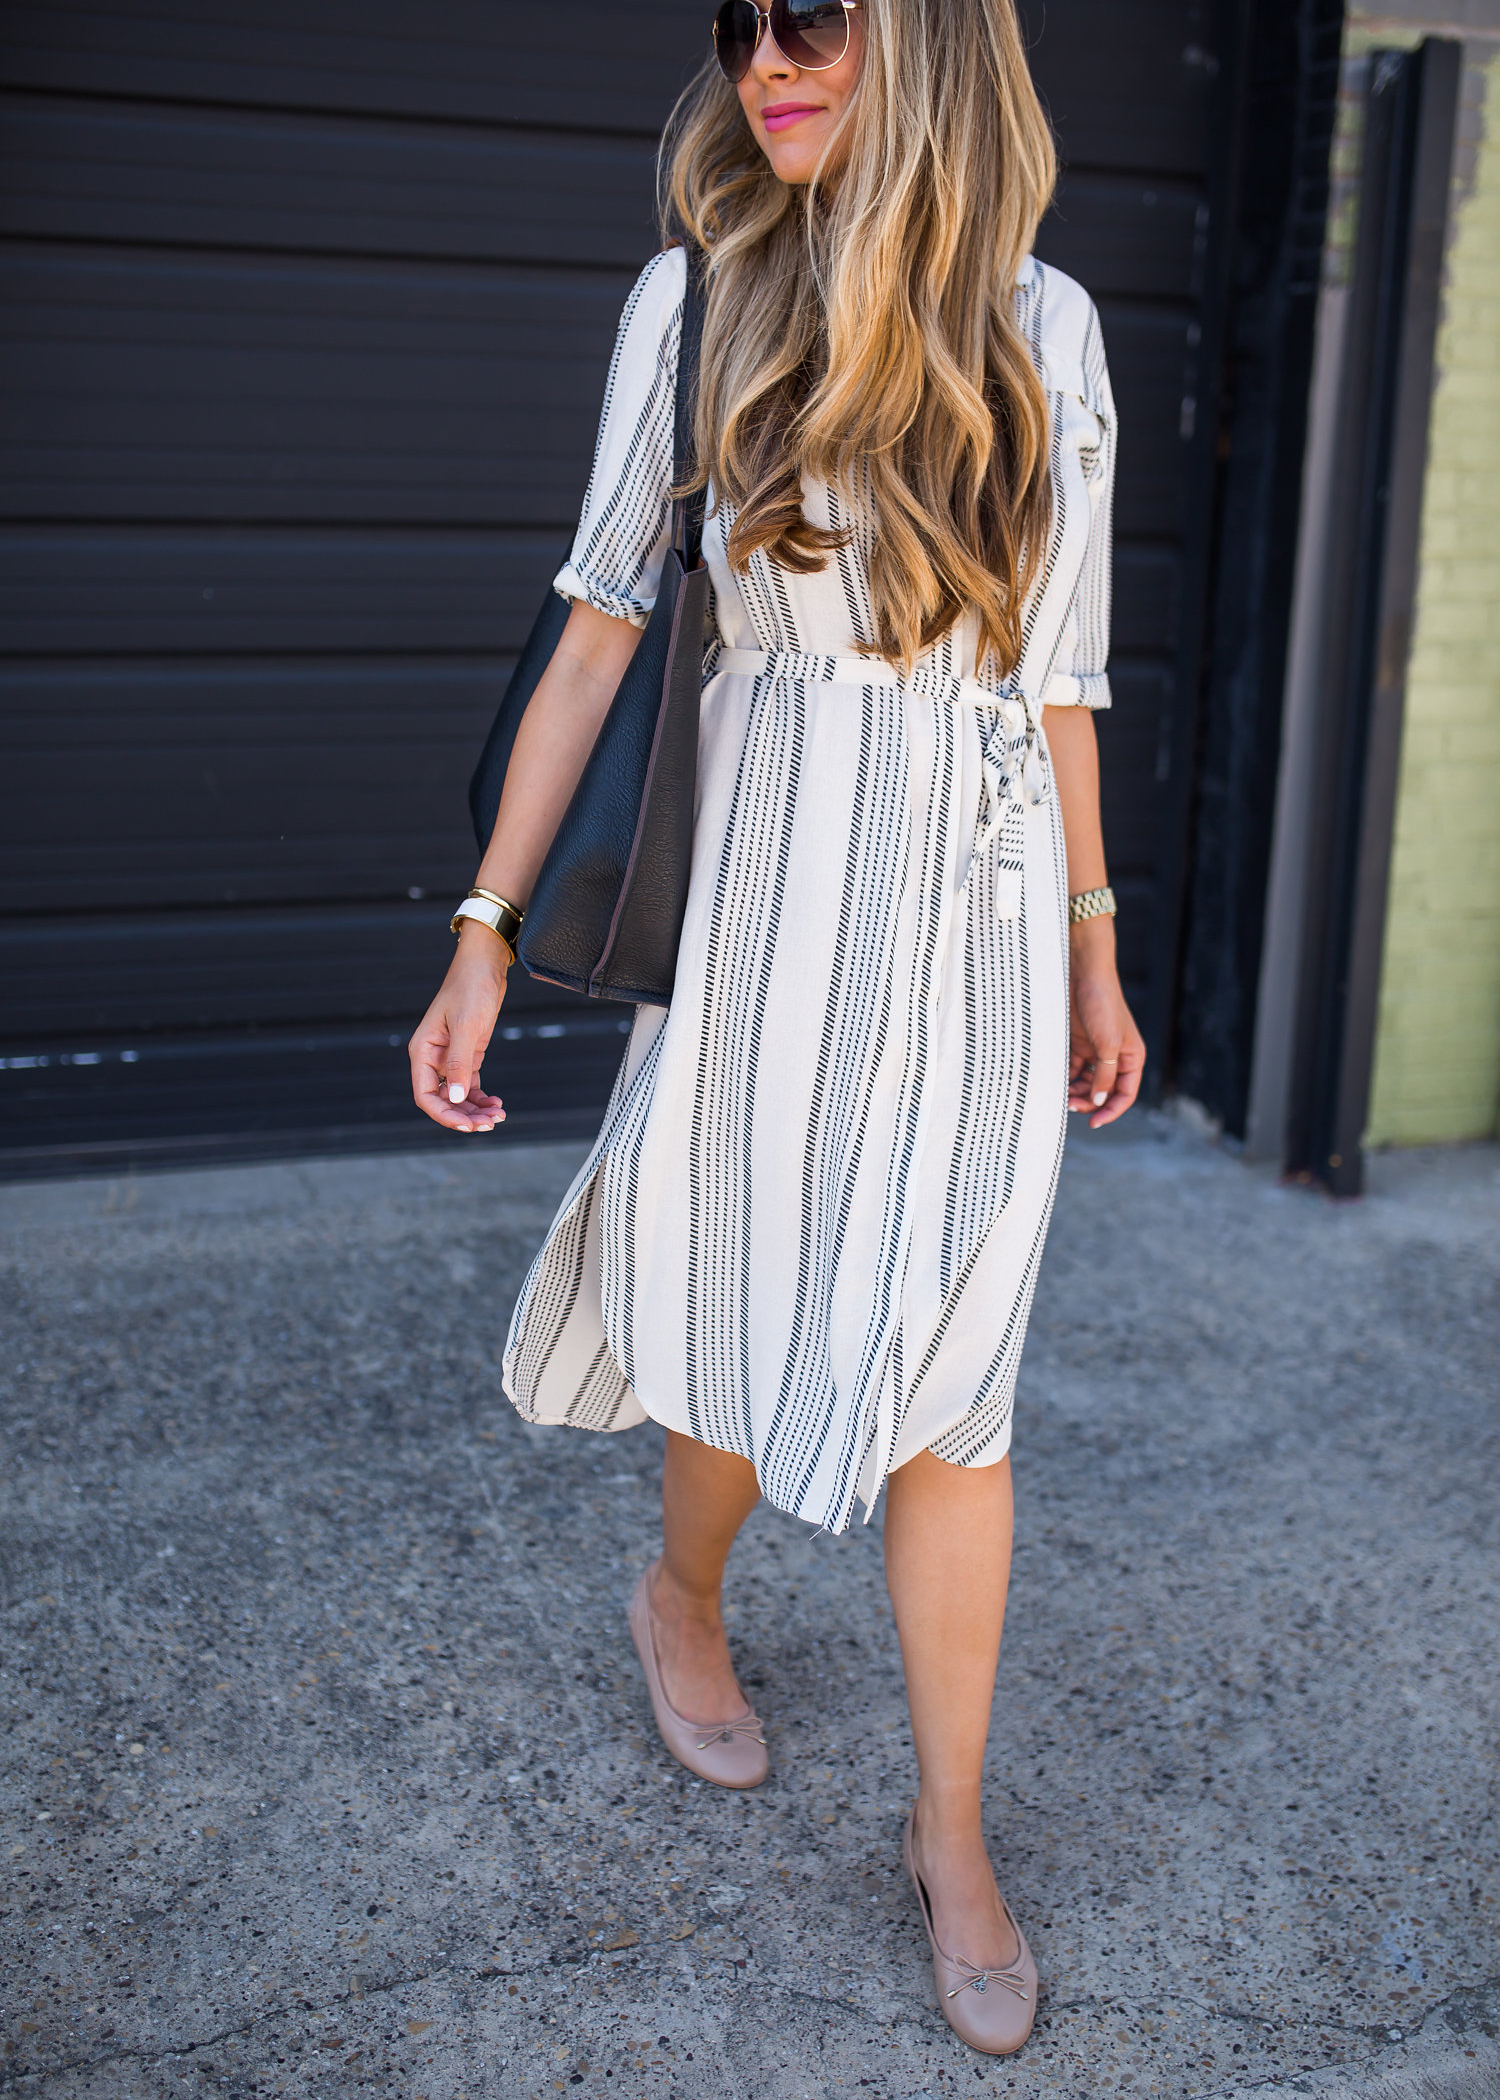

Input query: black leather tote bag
[467,248,708,1007]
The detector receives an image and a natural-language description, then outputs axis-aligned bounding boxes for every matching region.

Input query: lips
[760,101,824,132]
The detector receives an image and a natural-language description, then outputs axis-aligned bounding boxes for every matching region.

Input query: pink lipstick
[760,101,824,133]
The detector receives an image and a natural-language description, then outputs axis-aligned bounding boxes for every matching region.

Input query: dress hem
[500,1344,1018,1533]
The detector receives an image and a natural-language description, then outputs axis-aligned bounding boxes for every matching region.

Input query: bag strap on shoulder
[672,242,708,572]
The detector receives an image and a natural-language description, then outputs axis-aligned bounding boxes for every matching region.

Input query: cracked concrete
[1,1117,1497,2098]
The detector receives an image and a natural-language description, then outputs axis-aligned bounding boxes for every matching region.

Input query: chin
[765,142,822,185]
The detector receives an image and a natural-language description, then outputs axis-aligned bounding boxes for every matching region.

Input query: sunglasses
[713,0,862,84]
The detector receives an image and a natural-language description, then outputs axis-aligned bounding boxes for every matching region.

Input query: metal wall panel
[0,1,709,128]
[0,0,1228,1174]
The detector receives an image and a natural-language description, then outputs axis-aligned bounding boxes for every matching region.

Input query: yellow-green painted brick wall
[1367,50,1500,1146]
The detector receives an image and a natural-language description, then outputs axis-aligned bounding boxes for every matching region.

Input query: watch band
[1067,885,1116,926]
[451,889,524,961]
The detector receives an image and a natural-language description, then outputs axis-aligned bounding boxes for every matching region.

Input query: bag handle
[672,242,708,572]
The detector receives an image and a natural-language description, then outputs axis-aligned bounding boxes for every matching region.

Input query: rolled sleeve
[1042,305,1116,711]
[553,246,686,630]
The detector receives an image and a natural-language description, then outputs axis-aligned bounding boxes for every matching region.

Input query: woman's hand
[409,922,511,1133]
[406,603,643,1138]
[1067,915,1145,1129]
[1041,706,1145,1129]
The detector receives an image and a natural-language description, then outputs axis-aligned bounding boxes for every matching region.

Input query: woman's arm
[409,599,643,1132]
[1042,704,1146,1128]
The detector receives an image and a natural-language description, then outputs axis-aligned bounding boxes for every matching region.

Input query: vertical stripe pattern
[503,247,1117,1533]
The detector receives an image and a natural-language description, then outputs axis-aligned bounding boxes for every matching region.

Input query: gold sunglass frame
[713,0,863,82]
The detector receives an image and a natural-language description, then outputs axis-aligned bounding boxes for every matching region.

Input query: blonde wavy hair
[661,0,1058,676]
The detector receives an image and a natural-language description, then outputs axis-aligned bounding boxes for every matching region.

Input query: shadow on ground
[1,1118,1497,2098]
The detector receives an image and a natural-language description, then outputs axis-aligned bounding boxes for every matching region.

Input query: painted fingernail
[448,1082,466,1104]
[1093,1091,1108,1106]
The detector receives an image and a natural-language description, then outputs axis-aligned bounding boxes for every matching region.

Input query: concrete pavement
[1,1116,1497,2098]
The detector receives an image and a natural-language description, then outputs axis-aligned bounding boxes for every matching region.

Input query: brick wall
[1367,45,1500,1144]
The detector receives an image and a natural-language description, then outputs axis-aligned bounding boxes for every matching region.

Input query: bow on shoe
[693,1715,766,1751]
[945,1954,1030,2001]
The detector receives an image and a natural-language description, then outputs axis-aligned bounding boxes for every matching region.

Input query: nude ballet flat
[627,1562,768,1789]
[903,1804,1037,2055]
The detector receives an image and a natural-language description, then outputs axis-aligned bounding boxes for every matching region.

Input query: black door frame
[1161,0,1347,1121]
[1284,38,1462,1194]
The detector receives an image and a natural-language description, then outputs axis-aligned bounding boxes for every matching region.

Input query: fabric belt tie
[713,646,1048,865]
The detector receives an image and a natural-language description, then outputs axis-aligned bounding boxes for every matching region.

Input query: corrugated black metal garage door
[0,0,1224,1176]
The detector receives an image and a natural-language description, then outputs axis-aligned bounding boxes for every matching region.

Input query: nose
[750,12,798,81]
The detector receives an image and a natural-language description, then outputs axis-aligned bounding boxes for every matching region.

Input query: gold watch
[1067,885,1116,926]
[451,888,524,962]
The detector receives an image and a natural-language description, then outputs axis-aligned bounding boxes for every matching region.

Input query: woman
[411,0,1143,2055]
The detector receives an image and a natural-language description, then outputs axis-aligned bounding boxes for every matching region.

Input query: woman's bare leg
[883,1447,1019,1969]
[650,1428,762,1725]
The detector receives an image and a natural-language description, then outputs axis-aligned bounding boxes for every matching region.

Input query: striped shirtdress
[502,245,1116,1535]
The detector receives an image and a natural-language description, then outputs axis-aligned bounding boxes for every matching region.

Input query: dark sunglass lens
[713,0,761,81]
[770,0,851,68]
